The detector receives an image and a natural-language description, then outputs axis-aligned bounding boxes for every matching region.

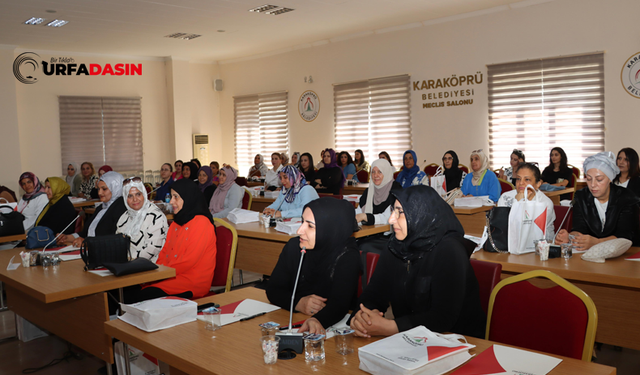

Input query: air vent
[165,33,202,40]
[194,134,209,144]
[265,7,294,15]
[249,4,279,13]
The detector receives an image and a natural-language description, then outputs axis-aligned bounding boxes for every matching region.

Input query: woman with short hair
[78,162,99,198]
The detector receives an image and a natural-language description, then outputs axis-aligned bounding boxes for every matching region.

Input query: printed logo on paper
[621,51,640,98]
[298,90,320,122]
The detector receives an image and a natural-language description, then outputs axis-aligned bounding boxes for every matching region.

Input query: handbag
[103,257,158,276]
[483,207,510,253]
[80,233,131,271]
[0,201,25,237]
[25,226,56,249]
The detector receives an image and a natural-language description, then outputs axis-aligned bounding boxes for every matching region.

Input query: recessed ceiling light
[47,19,68,27]
[265,7,294,15]
[24,17,45,25]
[165,33,201,40]
[249,4,279,13]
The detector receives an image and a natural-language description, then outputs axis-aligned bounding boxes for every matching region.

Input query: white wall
[217,0,640,170]
[0,47,23,194]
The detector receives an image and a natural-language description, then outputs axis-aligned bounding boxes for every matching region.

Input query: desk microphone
[42,214,81,253]
[267,188,294,227]
[276,246,306,359]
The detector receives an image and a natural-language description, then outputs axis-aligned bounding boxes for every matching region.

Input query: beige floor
[2,269,638,375]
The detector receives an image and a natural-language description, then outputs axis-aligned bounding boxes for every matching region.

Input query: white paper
[68,197,86,203]
[59,254,82,261]
[88,269,113,277]
[227,208,260,224]
[454,196,488,208]
[275,219,302,235]
[490,345,562,375]
[6,256,19,271]
[196,298,280,326]
[45,245,81,253]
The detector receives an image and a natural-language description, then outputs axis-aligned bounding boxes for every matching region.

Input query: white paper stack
[275,218,302,235]
[264,191,280,199]
[454,196,492,208]
[227,208,259,224]
[119,297,197,332]
[68,197,86,204]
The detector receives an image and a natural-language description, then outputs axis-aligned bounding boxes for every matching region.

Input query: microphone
[276,246,306,358]
[552,202,573,245]
[42,214,81,253]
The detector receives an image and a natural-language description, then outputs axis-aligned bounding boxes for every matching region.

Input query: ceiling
[0,0,546,63]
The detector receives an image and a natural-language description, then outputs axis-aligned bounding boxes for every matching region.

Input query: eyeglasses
[123,177,142,186]
[390,206,405,217]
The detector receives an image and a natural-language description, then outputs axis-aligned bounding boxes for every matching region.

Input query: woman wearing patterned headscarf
[209,166,243,218]
[248,154,268,179]
[395,150,428,188]
[556,151,640,250]
[312,148,344,195]
[460,149,501,202]
[35,177,77,234]
[263,165,320,218]
[17,172,50,231]
[116,177,169,262]
[58,171,127,247]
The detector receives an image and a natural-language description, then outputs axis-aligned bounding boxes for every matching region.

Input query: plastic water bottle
[165,193,170,203]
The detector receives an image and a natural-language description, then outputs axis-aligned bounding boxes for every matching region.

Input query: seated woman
[117,178,169,262]
[198,166,217,204]
[291,152,301,167]
[266,198,361,334]
[354,149,370,173]
[263,166,319,219]
[541,147,574,201]
[181,162,198,183]
[498,149,525,185]
[210,161,221,186]
[17,172,51,232]
[77,162,99,199]
[461,149,501,202]
[315,150,326,170]
[172,160,183,181]
[35,177,78,234]
[613,147,640,197]
[556,152,640,249]
[350,185,486,338]
[441,150,466,191]
[248,154,268,179]
[265,153,284,190]
[378,151,394,169]
[116,179,217,307]
[338,151,358,182]
[298,153,316,184]
[58,171,127,247]
[90,165,114,199]
[497,163,556,237]
[64,163,82,196]
[355,159,401,227]
[155,163,174,202]
[313,148,344,195]
[209,166,243,218]
[395,150,428,188]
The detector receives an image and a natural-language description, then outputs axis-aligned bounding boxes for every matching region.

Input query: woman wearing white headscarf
[460,149,501,202]
[248,154,268,179]
[209,166,244,218]
[64,163,82,196]
[556,151,640,250]
[116,178,168,262]
[58,171,127,247]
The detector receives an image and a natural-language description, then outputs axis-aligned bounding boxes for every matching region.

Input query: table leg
[118,287,132,375]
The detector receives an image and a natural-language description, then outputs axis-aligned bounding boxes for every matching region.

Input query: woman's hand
[355,213,367,223]
[72,237,85,248]
[498,168,505,179]
[263,208,276,216]
[299,318,325,335]
[350,304,397,337]
[314,179,322,185]
[554,229,569,245]
[57,234,74,245]
[295,294,327,316]
[571,233,599,251]
[77,192,85,198]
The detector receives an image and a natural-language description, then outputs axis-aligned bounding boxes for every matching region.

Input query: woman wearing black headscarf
[266,197,361,334]
[181,161,198,182]
[442,150,465,191]
[350,185,485,338]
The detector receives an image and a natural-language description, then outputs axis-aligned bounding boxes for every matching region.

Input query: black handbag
[103,257,158,276]
[80,233,131,271]
[483,207,510,253]
[0,204,25,237]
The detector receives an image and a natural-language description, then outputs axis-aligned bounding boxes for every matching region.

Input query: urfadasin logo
[13,52,40,84]
[621,51,640,99]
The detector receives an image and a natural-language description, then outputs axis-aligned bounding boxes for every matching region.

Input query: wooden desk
[247,181,264,187]
[223,219,389,276]
[472,247,640,350]
[105,288,615,375]
[250,197,276,213]
[343,183,368,195]
[0,248,175,365]
[0,233,26,243]
[72,199,100,208]
[543,187,575,205]
[576,178,587,192]
[452,206,492,234]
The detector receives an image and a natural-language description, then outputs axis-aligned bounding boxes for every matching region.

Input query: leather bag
[483,207,510,253]
[0,203,25,237]
[26,226,56,249]
[80,233,130,271]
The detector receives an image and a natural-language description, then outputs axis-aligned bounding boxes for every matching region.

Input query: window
[234,91,289,175]
[334,74,412,167]
[59,96,143,172]
[488,53,604,173]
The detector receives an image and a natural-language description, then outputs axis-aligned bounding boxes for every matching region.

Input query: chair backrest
[212,218,239,293]
[553,205,573,232]
[469,259,502,315]
[458,164,469,173]
[318,193,343,200]
[497,178,514,194]
[569,173,578,200]
[568,164,581,179]
[356,170,369,183]
[74,209,85,233]
[0,186,17,203]
[358,251,381,297]
[242,188,252,210]
[236,177,248,187]
[423,163,440,176]
[487,270,597,361]
[393,171,400,180]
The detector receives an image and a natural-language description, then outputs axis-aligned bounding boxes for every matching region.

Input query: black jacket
[312,167,343,195]
[572,184,640,245]
[37,197,78,234]
[80,197,127,238]
[358,181,402,225]
[625,177,640,198]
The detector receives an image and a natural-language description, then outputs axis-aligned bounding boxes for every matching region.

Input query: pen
[279,323,302,330]
[239,312,267,322]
